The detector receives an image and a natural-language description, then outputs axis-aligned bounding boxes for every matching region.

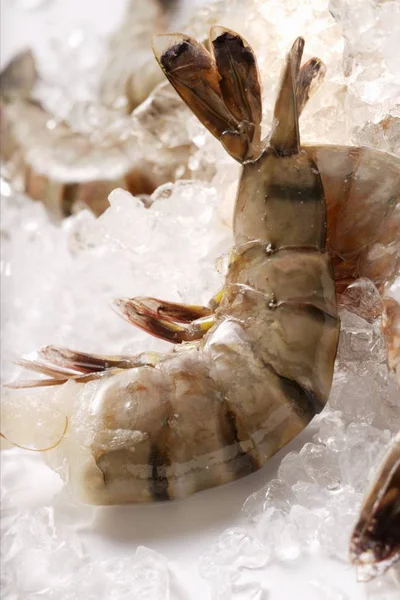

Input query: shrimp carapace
[6,29,340,505]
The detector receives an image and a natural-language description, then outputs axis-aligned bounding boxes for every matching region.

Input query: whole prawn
[4,27,400,576]
[6,29,341,503]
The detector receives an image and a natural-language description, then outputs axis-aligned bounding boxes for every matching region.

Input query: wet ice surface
[1,0,400,599]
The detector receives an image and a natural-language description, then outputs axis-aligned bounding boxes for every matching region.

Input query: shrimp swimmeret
[3,28,399,576]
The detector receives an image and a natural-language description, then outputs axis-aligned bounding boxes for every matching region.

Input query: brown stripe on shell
[62,183,79,217]
[223,404,261,474]
[273,300,339,323]
[261,359,325,416]
[149,442,170,501]
[234,152,327,249]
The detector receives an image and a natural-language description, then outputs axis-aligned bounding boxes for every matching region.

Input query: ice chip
[255,508,300,560]
[289,505,321,547]
[230,571,267,600]
[319,501,359,563]
[338,424,392,493]
[337,309,386,375]
[313,411,346,452]
[292,481,330,510]
[102,547,170,600]
[242,479,294,522]
[199,527,268,580]
[329,373,376,424]
[2,506,86,597]
[300,443,341,490]
[205,571,267,600]
[277,451,310,486]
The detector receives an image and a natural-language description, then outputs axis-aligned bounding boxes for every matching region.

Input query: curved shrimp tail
[152,27,262,162]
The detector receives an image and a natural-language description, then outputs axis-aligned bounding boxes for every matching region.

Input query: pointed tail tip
[112,297,142,321]
[209,25,231,43]
[151,33,189,61]
[112,297,127,316]
[292,36,305,53]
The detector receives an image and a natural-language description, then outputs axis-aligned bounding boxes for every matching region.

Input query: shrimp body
[80,150,338,503]
[6,30,341,504]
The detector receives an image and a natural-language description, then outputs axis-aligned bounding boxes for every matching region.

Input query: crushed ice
[1,0,400,599]
[1,504,170,599]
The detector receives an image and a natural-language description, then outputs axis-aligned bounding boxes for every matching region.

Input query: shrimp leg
[114,297,215,342]
[123,297,213,323]
[111,289,226,343]
[8,346,161,388]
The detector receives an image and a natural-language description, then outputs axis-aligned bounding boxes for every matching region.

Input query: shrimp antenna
[0,417,69,452]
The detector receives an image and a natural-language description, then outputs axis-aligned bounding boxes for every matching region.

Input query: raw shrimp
[5,29,341,504]
[0,0,185,219]
[4,26,400,537]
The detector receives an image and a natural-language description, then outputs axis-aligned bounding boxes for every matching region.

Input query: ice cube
[313,411,346,452]
[318,504,358,562]
[292,481,330,510]
[289,505,321,546]
[103,547,169,600]
[206,571,267,600]
[2,506,85,597]
[255,508,300,561]
[277,451,310,486]
[242,479,294,522]
[199,528,268,580]
[300,443,341,490]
